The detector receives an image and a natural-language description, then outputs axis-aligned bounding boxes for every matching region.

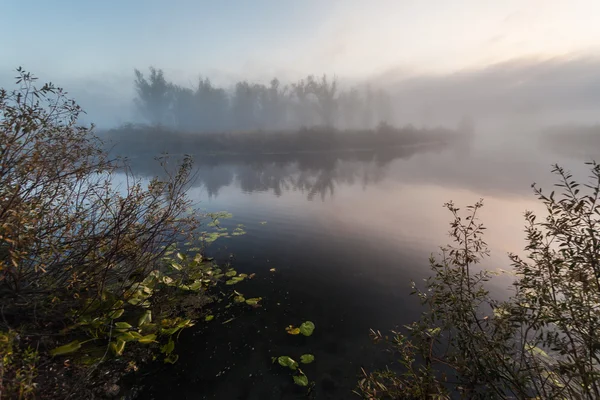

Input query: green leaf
[161,338,175,355]
[118,332,136,342]
[234,295,245,303]
[293,375,309,387]
[426,327,441,336]
[245,297,261,306]
[49,340,81,356]
[225,276,245,285]
[205,315,214,322]
[138,334,157,344]
[525,344,549,358]
[225,270,237,277]
[277,356,298,370]
[111,339,126,356]
[300,354,315,364]
[170,261,182,270]
[299,321,315,336]
[176,252,184,261]
[138,310,152,326]
[109,308,124,319]
[115,322,132,330]
[164,353,179,364]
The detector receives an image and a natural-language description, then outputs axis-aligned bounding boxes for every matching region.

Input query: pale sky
[3,0,600,127]
[2,0,600,82]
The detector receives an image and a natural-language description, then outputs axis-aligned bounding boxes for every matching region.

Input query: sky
[2,0,600,126]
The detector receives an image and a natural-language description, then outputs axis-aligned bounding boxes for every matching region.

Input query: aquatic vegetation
[275,322,317,388]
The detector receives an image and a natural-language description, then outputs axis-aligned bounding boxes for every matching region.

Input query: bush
[357,162,600,399]
[0,69,224,398]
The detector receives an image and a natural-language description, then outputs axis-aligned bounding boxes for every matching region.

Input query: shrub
[357,162,600,399]
[0,69,214,397]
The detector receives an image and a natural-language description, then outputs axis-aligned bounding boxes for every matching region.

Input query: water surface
[129,139,587,399]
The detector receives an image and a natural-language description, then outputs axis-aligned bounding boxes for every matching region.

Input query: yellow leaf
[286,325,300,335]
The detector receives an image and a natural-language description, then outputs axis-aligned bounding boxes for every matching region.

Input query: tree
[357,162,600,399]
[0,69,203,397]
[309,74,338,127]
[194,77,229,132]
[133,67,172,125]
[232,81,261,130]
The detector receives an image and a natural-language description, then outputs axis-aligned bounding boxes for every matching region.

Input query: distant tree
[338,88,363,129]
[194,78,229,132]
[361,85,375,129]
[261,78,289,130]
[291,77,316,128]
[171,85,196,131]
[232,81,262,130]
[133,67,172,125]
[309,75,338,127]
[374,89,392,127]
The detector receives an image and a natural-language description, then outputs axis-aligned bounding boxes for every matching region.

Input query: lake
[127,136,590,399]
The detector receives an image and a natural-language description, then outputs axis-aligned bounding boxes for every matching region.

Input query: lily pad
[300,354,315,364]
[205,315,214,322]
[293,374,309,387]
[277,356,298,370]
[299,321,315,336]
[245,297,261,306]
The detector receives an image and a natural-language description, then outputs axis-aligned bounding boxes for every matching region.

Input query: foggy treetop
[133,67,392,132]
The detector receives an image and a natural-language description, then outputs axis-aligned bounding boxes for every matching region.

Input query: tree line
[133,67,393,132]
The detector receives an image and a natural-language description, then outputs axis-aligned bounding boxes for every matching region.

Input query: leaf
[170,261,182,271]
[161,338,175,355]
[269,268,276,272]
[164,354,179,364]
[205,315,214,322]
[111,339,126,356]
[115,322,132,330]
[426,327,441,336]
[176,252,184,261]
[138,310,152,326]
[49,340,81,356]
[299,321,315,336]
[245,297,261,306]
[225,276,245,285]
[109,308,124,319]
[300,354,315,364]
[138,334,157,344]
[118,332,136,342]
[525,344,549,358]
[293,375,309,387]
[286,325,300,335]
[277,356,298,370]
[260,221,267,225]
[234,295,246,303]
[225,270,237,277]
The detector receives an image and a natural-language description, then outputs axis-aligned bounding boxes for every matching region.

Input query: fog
[2,56,599,141]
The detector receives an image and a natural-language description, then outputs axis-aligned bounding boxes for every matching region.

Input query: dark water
[126,139,588,399]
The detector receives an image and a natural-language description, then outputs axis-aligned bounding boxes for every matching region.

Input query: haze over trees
[132,67,393,132]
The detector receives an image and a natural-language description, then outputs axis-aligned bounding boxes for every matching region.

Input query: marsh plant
[357,162,600,399]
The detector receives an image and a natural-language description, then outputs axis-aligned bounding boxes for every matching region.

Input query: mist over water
[4,1,600,397]
[118,131,588,398]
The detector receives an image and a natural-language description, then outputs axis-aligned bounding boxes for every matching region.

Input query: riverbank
[100,123,470,157]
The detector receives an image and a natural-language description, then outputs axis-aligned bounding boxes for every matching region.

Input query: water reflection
[122,143,449,200]
[121,139,586,203]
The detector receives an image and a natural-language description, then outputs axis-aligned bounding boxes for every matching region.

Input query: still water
[128,139,589,399]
